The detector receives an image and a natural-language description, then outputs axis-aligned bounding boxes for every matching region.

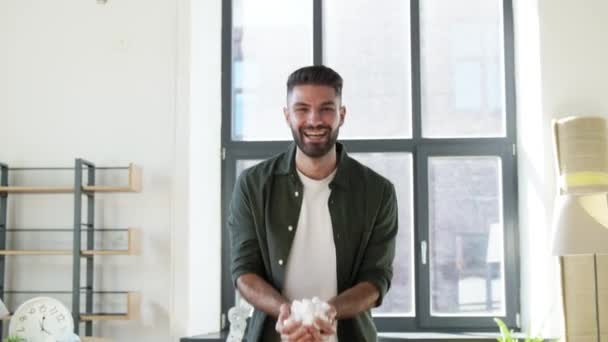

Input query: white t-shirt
[282,168,338,341]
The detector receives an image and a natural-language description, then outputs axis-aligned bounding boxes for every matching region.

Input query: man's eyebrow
[292,102,310,107]
[291,101,336,107]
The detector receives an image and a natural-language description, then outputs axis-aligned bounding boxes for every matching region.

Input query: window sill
[180,331,557,341]
[379,332,556,341]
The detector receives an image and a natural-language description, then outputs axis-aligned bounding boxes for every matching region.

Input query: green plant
[3,336,25,342]
[494,317,543,342]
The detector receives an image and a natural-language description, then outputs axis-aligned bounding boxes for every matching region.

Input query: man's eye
[294,108,307,113]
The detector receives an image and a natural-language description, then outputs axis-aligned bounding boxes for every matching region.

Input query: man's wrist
[326,301,338,321]
[274,300,291,318]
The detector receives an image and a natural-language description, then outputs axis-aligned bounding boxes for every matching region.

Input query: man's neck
[295,145,337,180]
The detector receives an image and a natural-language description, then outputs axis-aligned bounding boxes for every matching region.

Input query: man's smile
[303,128,330,142]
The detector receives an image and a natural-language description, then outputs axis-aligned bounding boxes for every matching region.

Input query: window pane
[324,0,412,139]
[351,153,414,316]
[428,157,505,316]
[420,0,506,138]
[232,0,313,141]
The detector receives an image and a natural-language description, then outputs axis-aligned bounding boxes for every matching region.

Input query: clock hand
[41,316,52,334]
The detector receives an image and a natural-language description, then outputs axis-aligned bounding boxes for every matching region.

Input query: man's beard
[291,125,339,158]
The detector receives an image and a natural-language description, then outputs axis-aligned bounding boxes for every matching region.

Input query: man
[228,65,398,341]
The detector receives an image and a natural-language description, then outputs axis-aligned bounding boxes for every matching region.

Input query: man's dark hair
[286,65,343,98]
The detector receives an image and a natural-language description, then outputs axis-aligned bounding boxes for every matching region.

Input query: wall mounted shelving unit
[0,159,142,340]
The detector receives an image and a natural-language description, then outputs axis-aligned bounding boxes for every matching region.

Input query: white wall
[186,0,222,337]
[515,0,608,338]
[538,0,608,117]
[513,0,563,336]
[0,0,177,340]
[171,0,223,338]
[0,0,223,340]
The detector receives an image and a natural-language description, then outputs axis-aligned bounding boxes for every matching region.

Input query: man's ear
[283,107,290,126]
[339,106,346,127]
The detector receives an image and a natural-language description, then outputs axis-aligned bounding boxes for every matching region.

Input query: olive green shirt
[228,142,398,342]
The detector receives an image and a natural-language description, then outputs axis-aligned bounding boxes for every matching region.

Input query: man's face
[284,84,346,158]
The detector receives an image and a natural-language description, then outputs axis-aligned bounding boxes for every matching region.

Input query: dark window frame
[219,0,520,332]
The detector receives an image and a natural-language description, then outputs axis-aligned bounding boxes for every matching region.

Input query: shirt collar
[275,141,350,189]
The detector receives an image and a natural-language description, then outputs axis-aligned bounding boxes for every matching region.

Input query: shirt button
[294,191,299,197]
[278,259,284,266]
[288,225,293,232]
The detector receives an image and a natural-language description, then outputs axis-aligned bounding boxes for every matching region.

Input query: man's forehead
[288,84,339,105]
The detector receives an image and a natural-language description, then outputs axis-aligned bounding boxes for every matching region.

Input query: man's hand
[276,303,323,342]
[314,304,337,338]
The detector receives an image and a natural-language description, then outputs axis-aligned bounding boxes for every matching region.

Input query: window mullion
[220,0,233,324]
[410,0,427,330]
[313,0,323,65]
[415,143,432,328]
[503,0,517,142]
[411,0,422,143]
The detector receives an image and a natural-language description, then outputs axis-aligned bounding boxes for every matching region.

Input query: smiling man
[228,65,399,342]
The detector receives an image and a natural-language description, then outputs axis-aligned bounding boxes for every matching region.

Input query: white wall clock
[8,296,74,342]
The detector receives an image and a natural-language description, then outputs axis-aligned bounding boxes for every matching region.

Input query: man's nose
[305,110,323,125]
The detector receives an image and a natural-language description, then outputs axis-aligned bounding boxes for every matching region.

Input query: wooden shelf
[80,292,140,321]
[0,250,74,255]
[0,186,73,193]
[80,313,129,321]
[0,228,138,256]
[81,228,138,256]
[0,164,142,193]
[83,164,142,193]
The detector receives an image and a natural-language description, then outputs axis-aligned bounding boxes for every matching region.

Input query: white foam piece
[288,297,331,326]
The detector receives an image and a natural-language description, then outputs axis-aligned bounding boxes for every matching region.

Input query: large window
[220,0,519,332]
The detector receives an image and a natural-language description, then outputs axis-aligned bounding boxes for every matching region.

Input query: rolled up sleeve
[355,181,398,307]
[228,172,265,287]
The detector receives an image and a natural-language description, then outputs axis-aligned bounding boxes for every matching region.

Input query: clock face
[9,297,74,342]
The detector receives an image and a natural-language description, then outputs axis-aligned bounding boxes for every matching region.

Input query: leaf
[494,317,516,342]
[4,337,25,342]
[495,317,545,342]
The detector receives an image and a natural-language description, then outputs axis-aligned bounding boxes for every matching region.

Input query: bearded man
[228,65,399,342]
